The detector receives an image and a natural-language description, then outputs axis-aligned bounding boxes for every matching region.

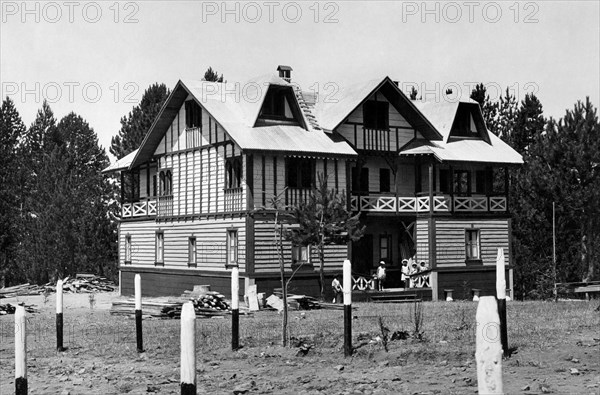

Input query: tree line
[1,71,597,298]
[468,85,599,298]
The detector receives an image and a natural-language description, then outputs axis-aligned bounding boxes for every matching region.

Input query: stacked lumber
[271,290,345,310]
[0,303,37,315]
[110,300,183,318]
[0,274,116,298]
[110,291,234,319]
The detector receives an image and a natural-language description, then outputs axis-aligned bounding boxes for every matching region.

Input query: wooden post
[475,296,503,394]
[180,302,196,395]
[496,248,508,358]
[135,274,144,353]
[15,304,27,395]
[56,279,65,352]
[231,266,239,350]
[343,259,352,357]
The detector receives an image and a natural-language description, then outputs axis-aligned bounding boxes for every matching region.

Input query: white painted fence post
[15,304,27,394]
[476,296,503,394]
[343,259,352,357]
[56,279,65,351]
[180,301,196,394]
[231,266,239,350]
[496,248,509,357]
[135,274,144,353]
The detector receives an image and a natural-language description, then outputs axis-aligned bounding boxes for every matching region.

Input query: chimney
[277,65,292,82]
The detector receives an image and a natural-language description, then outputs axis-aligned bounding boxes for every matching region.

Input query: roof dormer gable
[254,84,307,128]
[448,102,491,143]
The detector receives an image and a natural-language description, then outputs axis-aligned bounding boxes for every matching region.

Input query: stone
[335,365,345,371]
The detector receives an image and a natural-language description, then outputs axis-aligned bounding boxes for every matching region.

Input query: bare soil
[1,293,598,394]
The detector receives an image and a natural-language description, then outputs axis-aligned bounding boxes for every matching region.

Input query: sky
[1,0,599,161]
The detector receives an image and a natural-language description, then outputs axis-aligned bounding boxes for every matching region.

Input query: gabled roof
[414,99,490,143]
[102,148,138,173]
[127,74,357,169]
[401,100,523,165]
[315,77,442,140]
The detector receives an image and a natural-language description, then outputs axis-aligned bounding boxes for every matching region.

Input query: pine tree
[203,67,224,82]
[409,86,419,100]
[496,88,518,143]
[0,97,27,285]
[110,83,170,159]
[511,93,545,154]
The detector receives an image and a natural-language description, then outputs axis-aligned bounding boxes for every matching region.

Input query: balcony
[121,198,157,218]
[350,194,507,213]
[157,195,174,217]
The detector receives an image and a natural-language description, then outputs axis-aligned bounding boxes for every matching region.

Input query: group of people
[331,258,431,302]
[401,259,430,288]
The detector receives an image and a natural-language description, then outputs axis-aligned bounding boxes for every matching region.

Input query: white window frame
[465,229,480,260]
[155,231,164,265]
[125,235,132,263]
[226,229,238,267]
[188,236,197,267]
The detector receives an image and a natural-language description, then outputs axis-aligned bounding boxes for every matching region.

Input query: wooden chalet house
[104,66,522,301]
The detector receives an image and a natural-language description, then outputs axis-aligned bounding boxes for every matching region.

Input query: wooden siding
[121,267,244,297]
[435,218,509,267]
[252,219,349,274]
[253,155,348,209]
[119,217,246,272]
[415,219,429,264]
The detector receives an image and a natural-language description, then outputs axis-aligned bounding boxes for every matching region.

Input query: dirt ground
[0,293,598,395]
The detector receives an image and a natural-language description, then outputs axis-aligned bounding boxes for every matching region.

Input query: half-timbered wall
[119,217,247,272]
[152,101,245,216]
[336,92,421,152]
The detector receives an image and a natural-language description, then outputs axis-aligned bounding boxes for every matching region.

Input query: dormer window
[451,105,480,138]
[260,86,296,121]
[185,100,202,129]
[363,101,389,130]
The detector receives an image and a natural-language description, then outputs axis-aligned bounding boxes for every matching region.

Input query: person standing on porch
[331,275,343,303]
[377,261,386,291]
[401,259,410,289]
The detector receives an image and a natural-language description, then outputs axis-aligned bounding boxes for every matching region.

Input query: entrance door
[352,235,373,277]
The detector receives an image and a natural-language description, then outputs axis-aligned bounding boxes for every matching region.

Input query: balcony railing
[224,187,244,212]
[351,194,507,213]
[285,187,312,207]
[121,198,157,218]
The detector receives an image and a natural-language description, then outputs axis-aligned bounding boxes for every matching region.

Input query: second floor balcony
[350,194,507,214]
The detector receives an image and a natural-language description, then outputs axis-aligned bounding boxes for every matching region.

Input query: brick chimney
[277,65,292,82]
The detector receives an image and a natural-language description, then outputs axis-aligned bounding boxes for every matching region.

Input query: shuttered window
[125,235,132,264]
[226,229,238,267]
[292,245,310,264]
[364,101,389,130]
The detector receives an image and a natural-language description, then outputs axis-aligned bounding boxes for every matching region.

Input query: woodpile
[0,303,37,315]
[109,288,235,319]
[0,274,116,299]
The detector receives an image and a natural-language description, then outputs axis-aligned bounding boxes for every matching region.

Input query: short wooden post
[475,296,503,394]
[56,279,65,352]
[15,304,27,394]
[444,289,454,302]
[180,302,196,395]
[135,274,144,353]
[231,266,239,350]
[472,289,481,302]
[343,259,352,357]
[496,248,508,357]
